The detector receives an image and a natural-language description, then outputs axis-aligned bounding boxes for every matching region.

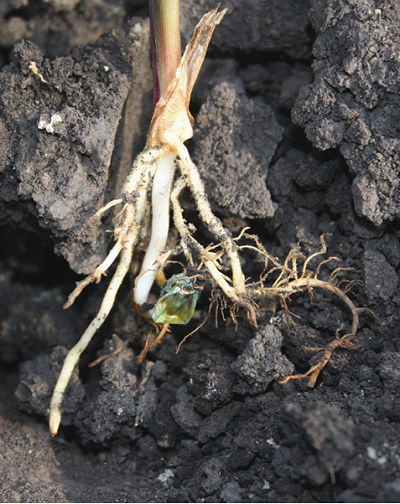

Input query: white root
[63,148,162,310]
[49,150,157,436]
[174,142,246,294]
[92,198,123,219]
[49,223,136,436]
[171,176,245,304]
[49,6,257,435]
[171,177,194,264]
[133,152,176,305]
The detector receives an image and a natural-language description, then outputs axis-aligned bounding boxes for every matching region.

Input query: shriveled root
[88,332,136,368]
[64,204,135,309]
[137,323,170,363]
[174,142,246,296]
[278,303,376,387]
[280,332,357,387]
[248,234,375,386]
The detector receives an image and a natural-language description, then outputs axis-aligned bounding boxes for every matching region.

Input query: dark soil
[0,0,399,502]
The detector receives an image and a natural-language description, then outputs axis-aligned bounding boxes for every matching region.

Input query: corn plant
[49,1,372,436]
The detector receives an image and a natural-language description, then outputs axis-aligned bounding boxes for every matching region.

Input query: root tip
[49,410,61,437]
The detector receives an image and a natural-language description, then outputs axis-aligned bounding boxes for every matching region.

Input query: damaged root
[249,234,373,386]
[137,323,170,363]
[279,330,358,387]
[170,172,258,325]
[174,142,247,295]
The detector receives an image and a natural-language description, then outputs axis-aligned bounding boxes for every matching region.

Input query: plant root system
[49,7,371,436]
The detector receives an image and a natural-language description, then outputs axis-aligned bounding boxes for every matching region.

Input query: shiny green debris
[152,273,201,325]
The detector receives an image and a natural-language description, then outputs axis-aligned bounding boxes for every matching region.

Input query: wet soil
[0,0,399,502]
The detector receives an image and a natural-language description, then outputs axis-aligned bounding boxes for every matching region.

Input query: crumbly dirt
[292,0,400,226]
[0,0,400,502]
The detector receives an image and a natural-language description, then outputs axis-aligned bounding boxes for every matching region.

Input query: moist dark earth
[0,0,399,502]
